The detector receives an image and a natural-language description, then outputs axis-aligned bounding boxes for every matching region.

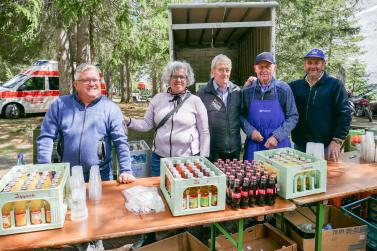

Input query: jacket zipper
[169,107,175,157]
[305,86,313,121]
[312,89,318,105]
[226,90,232,152]
[78,108,87,165]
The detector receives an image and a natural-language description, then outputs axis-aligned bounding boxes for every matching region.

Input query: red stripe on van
[22,70,59,76]
[0,90,60,98]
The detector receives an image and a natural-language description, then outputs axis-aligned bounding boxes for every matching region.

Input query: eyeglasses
[171,75,187,81]
[76,79,100,84]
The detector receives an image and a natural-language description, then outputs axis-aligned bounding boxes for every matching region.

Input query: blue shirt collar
[213,80,229,93]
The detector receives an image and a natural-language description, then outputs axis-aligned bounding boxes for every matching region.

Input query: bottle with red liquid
[240,177,250,209]
[231,178,241,209]
[248,176,258,207]
[257,176,267,206]
[226,175,235,205]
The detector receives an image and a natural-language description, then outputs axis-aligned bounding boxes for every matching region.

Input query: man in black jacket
[197,54,241,162]
[289,48,351,161]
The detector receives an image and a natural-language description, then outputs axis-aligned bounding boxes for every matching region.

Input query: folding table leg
[237,218,244,251]
[210,223,216,251]
[315,202,325,251]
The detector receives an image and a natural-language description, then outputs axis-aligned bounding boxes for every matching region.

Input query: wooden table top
[0,177,295,251]
[292,152,377,205]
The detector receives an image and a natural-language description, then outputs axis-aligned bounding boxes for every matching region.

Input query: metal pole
[315,202,325,251]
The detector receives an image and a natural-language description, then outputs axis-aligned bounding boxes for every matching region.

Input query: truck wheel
[4,104,22,119]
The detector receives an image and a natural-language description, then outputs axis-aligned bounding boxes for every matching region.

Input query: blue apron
[243,83,291,160]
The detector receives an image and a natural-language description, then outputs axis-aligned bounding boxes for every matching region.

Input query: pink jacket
[129,92,210,158]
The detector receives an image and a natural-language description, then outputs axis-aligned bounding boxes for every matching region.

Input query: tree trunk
[56,27,72,96]
[152,64,158,96]
[89,14,96,63]
[76,17,90,64]
[105,69,112,99]
[120,64,126,103]
[125,56,131,103]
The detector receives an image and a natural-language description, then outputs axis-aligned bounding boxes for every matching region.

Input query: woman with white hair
[125,60,210,176]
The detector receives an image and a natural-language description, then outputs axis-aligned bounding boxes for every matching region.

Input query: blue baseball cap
[304,48,326,60]
[255,52,275,64]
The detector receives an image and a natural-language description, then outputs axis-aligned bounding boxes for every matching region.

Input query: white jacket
[129,92,210,157]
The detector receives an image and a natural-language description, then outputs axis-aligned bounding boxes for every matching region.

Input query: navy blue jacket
[289,72,351,146]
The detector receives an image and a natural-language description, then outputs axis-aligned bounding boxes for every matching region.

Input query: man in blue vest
[241,52,298,160]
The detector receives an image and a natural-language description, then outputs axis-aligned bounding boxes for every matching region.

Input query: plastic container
[89,165,102,203]
[160,156,226,216]
[0,163,69,235]
[129,140,151,178]
[254,148,327,199]
[341,196,377,249]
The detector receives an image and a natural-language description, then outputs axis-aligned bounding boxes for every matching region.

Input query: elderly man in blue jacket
[37,63,135,183]
[241,52,298,160]
[289,48,351,161]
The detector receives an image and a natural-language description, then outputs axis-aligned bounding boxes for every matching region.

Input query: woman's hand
[244,76,257,86]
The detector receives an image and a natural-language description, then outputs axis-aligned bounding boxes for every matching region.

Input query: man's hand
[264,136,278,149]
[327,140,341,162]
[118,172,136,184]
[244,76,257,87]
[124,116,131,126]
[251,130,264,142]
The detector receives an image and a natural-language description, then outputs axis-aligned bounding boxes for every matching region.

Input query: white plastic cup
[69,175,88,221]
[89,165,102,203]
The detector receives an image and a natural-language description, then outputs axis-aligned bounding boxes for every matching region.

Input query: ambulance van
[0,60,107,119]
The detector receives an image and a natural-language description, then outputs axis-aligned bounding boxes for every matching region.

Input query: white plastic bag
[122,185,165,215]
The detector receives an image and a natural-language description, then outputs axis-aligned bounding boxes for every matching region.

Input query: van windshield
[1,74,28,89]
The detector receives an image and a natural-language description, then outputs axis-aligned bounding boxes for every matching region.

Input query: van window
[18,77,45,91]
[49,77,59,90]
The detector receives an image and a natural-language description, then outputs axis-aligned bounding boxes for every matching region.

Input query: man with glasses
[37,63,135,184]
[197,54,242,162]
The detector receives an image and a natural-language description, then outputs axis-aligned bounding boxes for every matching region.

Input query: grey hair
[74,63,100,80]
[211,54,232,69]
[161,60,195,86]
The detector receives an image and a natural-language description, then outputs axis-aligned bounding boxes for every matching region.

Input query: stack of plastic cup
[89,165,102,204]
[70,165,88,221]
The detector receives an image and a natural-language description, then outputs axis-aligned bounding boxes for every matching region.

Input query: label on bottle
[266,188,274,194]
[31,210,42,224]
[249,190,254,196]
[258,189,265,195]
[189,196,198,209]
[200,195,209,207]
[2,214,11,228]
[45,210,51,223]
[232,192,241,199]
[15,212,27,227]
[241,190,248,197]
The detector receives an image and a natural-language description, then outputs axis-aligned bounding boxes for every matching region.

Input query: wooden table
[291,152,377,251]
[0,177,296,251]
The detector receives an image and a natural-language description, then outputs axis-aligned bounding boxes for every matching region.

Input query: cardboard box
[136,232,209,251]
[283,206,367,251]
[215,223,297,251]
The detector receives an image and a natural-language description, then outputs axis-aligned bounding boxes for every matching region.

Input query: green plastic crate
[0,163,69,235]
[254,148,327,199]
[160,156,226,216]
[341,196,377,249]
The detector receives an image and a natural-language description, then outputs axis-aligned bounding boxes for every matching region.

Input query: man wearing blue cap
[289,48,351,161]
[241,52,298,160]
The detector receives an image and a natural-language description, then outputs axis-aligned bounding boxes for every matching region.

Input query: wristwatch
[126,117,132,127]
[332,137,344,145]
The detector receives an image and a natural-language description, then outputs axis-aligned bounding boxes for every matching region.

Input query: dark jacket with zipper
[289,72,351,146]
[197,78,241,154]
